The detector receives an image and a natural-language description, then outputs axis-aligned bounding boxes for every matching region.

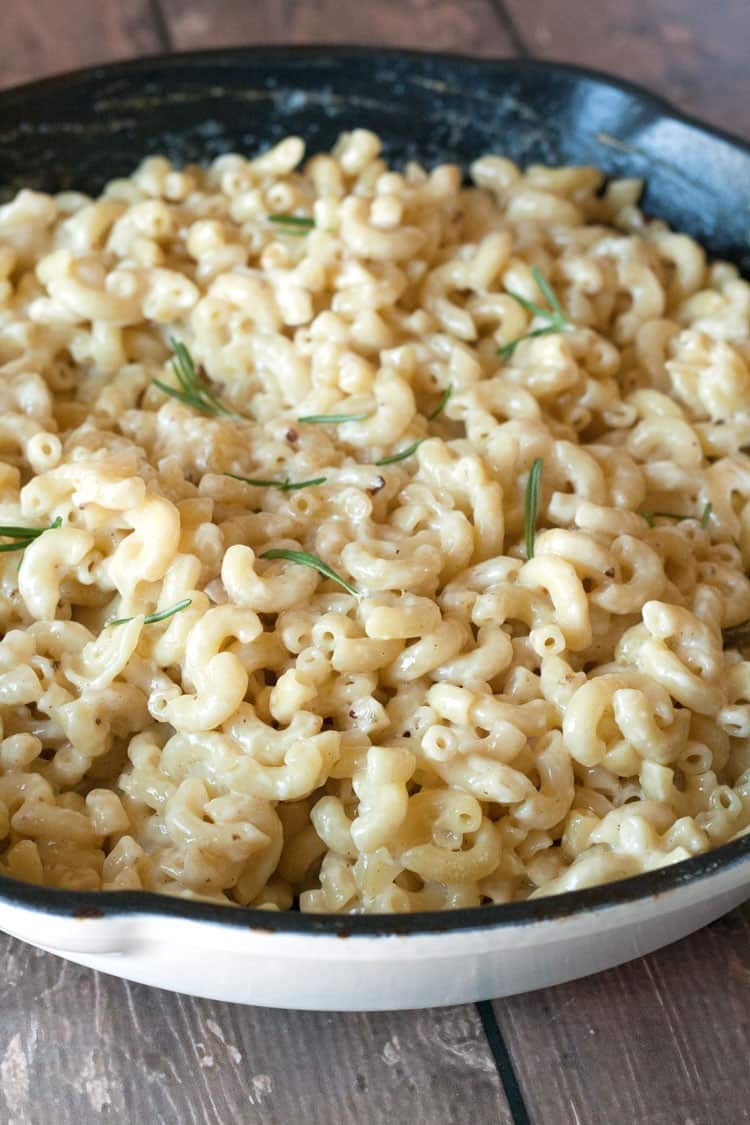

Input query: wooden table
[1,3,749,1123]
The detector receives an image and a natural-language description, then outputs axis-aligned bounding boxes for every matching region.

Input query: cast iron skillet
[0,47,749,935]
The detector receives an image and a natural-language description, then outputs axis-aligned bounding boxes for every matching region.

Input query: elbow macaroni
[0,132,748,911]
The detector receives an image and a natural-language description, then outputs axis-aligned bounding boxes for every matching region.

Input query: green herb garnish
[524,458,543,560]
[427,385,452,421]
[374,384,453,466]
[153,339,243,419]
[0,517,62,554]
[268,214,315,234]
[298,412,372,424]
[498,266,572,358]
[641,502,713,528]
[375,439,424,467]
[107,597,192,628]
[224,473,327,491]
[260,549,359,597]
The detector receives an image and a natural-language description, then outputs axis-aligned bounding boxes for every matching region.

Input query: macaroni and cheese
[0,130,748,913]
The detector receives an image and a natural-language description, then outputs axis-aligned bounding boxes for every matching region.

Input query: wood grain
[493,901,750,1125]
[0,934,510,1125]
[0,0,162,91]
[504,0,750,135]
[159,0,513,57]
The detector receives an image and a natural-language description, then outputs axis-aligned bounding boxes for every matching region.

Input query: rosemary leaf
[154,339,244,419]
[498,325,560,359]
[172,338,238,415]
[498,266,572,359]
[427,384,453,421]
[268,214,315,233]
[0,527,48,539]
[0,542,34,553]
[373,383,452,466]
[224,473,327,491]
[260,548,359,597]
[107,597,192,628]
[375,439,424,467]
[524,458,543,560]
[641,505,713,527]
[531,264,565,319]
[643,511,688,522]
[503,292,550,319]
[0,516,62,553]
[298,412,372,424]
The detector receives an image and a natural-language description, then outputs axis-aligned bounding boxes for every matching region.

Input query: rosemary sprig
[375,439,424,467]
[498,266,572,359]
[298,412,372,424]
[224,473,327,491]
[268,214,315,234]
[524,458,543,560]
[153,339,243,419]
[373,384,453,466]
[260,548,359,597]
[0,517,62,554]
[427,385,452,420]
[296,387,443,425]
[107,597,192,628]
[641,502,713,529]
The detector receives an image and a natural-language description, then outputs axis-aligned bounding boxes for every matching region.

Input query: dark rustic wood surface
[494,905,750,1125]
[503,0,750,136]
[1,2,750,1123]
[0,938,510,1125]
[0,1,161,91]
[159,0,514,57]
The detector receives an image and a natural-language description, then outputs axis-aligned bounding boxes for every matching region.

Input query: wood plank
[0,0,162,91]
[505,0,750,136]
[160,0,513,56]
[493,903,750,1125]
[0,934,511,1125]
